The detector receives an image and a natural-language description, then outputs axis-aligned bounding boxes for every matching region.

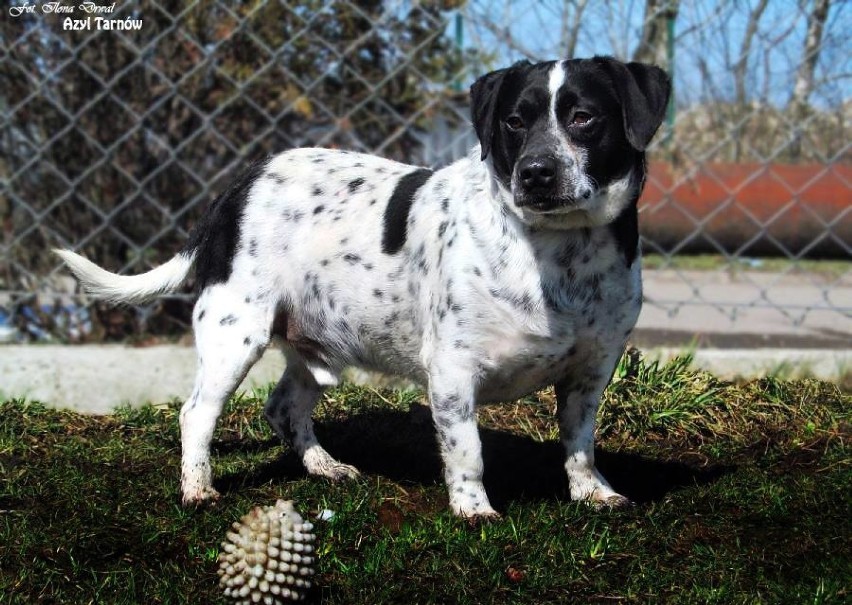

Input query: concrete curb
[643,347,850,383]
[0,345,284,414]
[0,344,848,414]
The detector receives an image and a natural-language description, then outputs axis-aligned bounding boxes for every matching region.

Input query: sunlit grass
[1,355,849,603]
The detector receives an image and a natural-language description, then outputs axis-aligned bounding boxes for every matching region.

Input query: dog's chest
[455,225,641,402]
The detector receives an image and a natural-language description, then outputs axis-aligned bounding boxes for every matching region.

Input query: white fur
[54,248,194,304]
[548,60,566,123]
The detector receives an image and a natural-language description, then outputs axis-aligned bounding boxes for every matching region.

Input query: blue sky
[455,0,850,109]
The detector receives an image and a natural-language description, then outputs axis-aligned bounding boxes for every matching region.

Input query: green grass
[1,355,849,604]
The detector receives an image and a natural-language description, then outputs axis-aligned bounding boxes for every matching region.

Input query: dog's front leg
[428,364,499,520]
[556,360,630,508]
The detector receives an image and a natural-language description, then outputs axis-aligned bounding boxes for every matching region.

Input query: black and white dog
[57,56,670,520]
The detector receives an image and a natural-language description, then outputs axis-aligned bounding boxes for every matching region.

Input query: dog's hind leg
[180,285,272,505]
[264,347,359,481]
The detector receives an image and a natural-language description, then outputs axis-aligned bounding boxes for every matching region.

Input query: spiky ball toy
[217,500,316,603]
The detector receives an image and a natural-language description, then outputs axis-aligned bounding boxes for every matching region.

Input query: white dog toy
[217,500,316,603]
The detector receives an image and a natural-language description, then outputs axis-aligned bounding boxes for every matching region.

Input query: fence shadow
[215,407,732,509]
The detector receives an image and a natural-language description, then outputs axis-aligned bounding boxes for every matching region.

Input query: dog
[57,56,670,520]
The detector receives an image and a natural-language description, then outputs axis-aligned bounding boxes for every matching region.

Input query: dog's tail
[54,249,196,305]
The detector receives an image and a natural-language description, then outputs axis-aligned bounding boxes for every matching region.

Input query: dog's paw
[303,446,360,481]
[450,495,499,522]
[320,462,361,482]
[568,469,631,509]
[462,509,503,526]
[589,493,633,510]
[181,486,221,507]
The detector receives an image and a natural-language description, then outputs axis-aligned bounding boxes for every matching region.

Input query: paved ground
[636,269,851,349]
[1,269,848,413]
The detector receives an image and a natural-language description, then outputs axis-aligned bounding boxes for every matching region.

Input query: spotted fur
[56,56,670,519]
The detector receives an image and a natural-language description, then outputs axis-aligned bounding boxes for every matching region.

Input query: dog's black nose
[518,156,557,191]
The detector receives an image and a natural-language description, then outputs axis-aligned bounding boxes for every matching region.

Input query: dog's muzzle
[515,155,594,213]
[515,155,569,212]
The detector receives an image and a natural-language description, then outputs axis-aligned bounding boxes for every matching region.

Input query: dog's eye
[505,116,525,131]
[570,112,593,126]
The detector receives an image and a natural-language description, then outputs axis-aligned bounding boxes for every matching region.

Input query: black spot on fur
[609,201,640,267]
[348,177,365,193]
[312,185,324,196]
[608,169,644,267]
[343,253,361,264]
[382,168,433,254]
[489,287,534,313]
[184,157,268,290]
[313,205,325,215]
[282,209,305,222]
[220,314,237,326]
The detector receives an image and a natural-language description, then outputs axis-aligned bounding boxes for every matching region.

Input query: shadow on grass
[215,408,732,510]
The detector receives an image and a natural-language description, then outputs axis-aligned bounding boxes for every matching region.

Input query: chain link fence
[2,0,849,343]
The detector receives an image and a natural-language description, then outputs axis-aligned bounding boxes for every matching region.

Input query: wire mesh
[1,0,849,342]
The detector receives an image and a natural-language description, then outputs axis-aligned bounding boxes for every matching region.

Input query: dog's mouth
[515,196,576,213]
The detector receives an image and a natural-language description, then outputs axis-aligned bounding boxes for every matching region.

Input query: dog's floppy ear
[595,56,671,150]
[470,61,530,160]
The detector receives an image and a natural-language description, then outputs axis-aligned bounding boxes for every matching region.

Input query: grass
[1,354,849,604]
[641,253,850,278]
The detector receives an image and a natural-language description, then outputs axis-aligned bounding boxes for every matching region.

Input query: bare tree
[733,0,770,107]
[731,0,770,161]
[789,0,832,159]
[633,0,681,71]
[562,0,589,58]
[463,0,595,63]
[633,0,680,153]
[791,0,832,110]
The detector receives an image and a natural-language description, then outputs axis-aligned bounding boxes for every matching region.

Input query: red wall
[639,162,851,257]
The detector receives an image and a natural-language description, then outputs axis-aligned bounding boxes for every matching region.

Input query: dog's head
[471,56,670,229]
